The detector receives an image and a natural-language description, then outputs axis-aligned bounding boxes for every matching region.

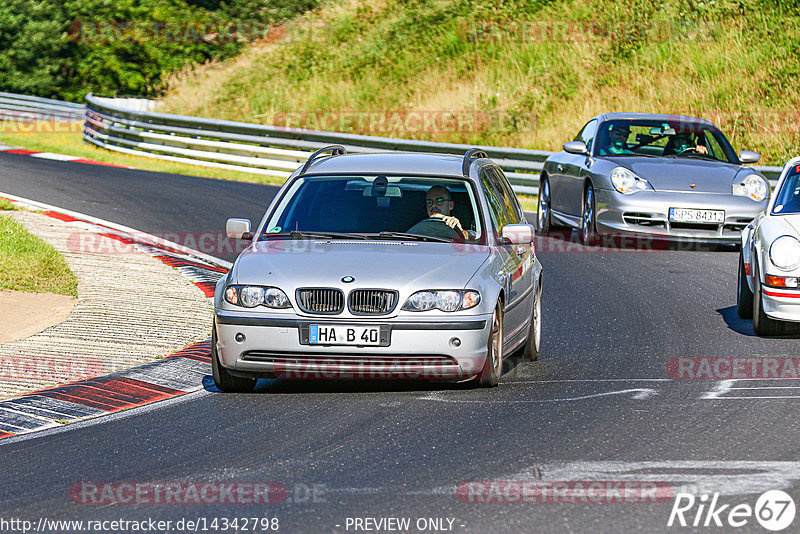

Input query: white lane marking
[505,378,673,384]
[0,190,231,270]
[702,379,800,399]
[29,152,80,161]
[418,388,657,403]
[506,461,800,497]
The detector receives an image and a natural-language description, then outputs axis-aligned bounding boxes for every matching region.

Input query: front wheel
[522,284,542,361]
[752,265,785,336]
[474,304,504,387]
[212,323,257,393]
[736,252,753,319]
[580,184,597,246]
[537,177,552,233]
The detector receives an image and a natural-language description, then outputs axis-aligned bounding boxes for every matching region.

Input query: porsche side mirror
[563,141,589,155]
[226,218,252,240]
[739,150,761,164]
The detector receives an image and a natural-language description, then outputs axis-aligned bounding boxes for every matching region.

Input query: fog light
[450,337,461,348]
[235,333,246,343]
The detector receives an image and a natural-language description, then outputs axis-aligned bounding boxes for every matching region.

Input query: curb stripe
[4,148,37,155]
[0,431,15,439]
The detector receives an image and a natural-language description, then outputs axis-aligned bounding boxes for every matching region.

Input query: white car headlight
[732,174,768,201]
[769,236,800,271]
[225,285,292,308]
[402,290,481,312]
[610,167,652,194]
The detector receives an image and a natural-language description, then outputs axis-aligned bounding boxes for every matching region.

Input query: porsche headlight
[402,290,481,312]
[225,285,291,308]
[769,236,800,271]
[732,174,768,201]
[610,167,652,194]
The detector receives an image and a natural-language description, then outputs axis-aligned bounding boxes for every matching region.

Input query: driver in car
[408,185,469,239]
[669,133,708,155]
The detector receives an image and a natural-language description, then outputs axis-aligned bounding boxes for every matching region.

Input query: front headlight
[610,167,652,194]
[224,285,292,308]
[402,290,481,312]
[732,174,768,201]
[769,236,800,271]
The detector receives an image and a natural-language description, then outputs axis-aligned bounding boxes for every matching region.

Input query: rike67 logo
[668,490,796,531]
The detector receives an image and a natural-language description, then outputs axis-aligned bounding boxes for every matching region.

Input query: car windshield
[772,165,800,215]
[260,175,485,243]
[595,119,737,163]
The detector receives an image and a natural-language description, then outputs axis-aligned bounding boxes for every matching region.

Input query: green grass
[158,0,800,166]
[0,131,288,186]
[0,198,15,211]
[0,214,78,297]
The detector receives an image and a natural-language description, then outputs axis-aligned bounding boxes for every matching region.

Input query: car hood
[232,240,491,291]
[604,157,745,193]
[778,214,800,236]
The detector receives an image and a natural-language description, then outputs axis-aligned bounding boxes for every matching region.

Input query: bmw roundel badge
[342,276,355,283]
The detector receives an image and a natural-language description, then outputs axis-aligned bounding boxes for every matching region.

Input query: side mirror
[226,218,252,240]
[739,150,761,164]
[501,224,535,245]
[563,141,589,155]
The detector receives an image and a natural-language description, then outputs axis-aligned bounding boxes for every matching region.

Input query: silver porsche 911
[739,156,800,336]
[539,113,769,244]
[212,146,543,391]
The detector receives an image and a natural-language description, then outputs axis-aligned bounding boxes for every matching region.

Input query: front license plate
[668,208,725,224]
[303,324,389,346]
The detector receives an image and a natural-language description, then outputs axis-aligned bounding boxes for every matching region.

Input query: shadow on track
[200,351,532,395]
[717,305,800,337]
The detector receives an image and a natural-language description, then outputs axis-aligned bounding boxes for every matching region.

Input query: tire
[580,183,597,246]
[752,264,785,336]
[212,323,257,393]
[537,176,552,233]
[475,303,504,387]
[522,284,542,361]
[736,252,753,319]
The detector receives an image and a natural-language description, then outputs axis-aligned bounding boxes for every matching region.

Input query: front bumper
[760,287,800,323]
[214,310,493,380]
[595,188,765,243]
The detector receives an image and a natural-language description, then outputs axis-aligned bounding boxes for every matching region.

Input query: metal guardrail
[0,92,85,121]
[0,92,787,194]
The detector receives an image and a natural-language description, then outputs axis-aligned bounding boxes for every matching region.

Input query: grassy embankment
[158,0,800,166]
[0,199,78,297]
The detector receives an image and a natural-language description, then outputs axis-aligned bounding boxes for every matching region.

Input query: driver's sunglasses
[426,197,450,206]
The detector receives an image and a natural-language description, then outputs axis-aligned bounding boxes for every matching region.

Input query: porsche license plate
[308,324,385,346]
[668,208,724,224]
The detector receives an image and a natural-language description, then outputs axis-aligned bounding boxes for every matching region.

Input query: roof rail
[462,148,489,176]
[298,145,347,175]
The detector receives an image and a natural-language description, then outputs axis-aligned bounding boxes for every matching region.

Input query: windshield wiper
[373,232,452,243]
[263,231,369,240]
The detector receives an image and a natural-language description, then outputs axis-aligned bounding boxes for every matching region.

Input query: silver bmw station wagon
[213,146,542,391]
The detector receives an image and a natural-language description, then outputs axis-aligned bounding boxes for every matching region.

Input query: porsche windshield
[772,165,800,215]
[261,175,485,243]
[595,119,737,163]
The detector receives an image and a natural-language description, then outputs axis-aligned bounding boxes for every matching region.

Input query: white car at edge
[739,156,800,335]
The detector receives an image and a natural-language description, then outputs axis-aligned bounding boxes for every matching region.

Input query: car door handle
[556,164,563,172]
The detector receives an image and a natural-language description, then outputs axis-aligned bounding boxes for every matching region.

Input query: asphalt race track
[1,152,799,533]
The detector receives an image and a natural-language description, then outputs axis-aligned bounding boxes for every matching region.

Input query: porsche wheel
[736,252,753,319]
[537,176,552,233]
[580,184,597,246]
[752,265,785,337]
